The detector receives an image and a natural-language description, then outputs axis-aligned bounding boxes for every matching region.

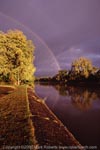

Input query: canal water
[35,83,100,149]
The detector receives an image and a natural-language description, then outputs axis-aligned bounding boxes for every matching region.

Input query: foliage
[54,70,69,82]
[0,30,36,85]
[50,57,100,84]
[70,57,94,79]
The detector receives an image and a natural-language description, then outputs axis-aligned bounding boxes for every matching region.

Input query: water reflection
[37,83,100,111]
[35,83,100,148]
[54,84,100,110]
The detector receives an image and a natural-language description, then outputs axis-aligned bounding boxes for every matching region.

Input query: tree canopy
[0,30,36,85]
[71,57,93,78]
[54,70,68,83]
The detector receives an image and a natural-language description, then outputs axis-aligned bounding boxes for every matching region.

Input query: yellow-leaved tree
[71,57,93,78]
[0,30,36,85]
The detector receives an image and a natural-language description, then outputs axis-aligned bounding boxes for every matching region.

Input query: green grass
[0,85,37,149]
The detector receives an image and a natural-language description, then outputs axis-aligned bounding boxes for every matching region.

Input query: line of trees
[53,57,100,84]
[0,30,36,85]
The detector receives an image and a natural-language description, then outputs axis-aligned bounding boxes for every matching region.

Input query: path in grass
[0,85,83,149]
[0,86,37,149]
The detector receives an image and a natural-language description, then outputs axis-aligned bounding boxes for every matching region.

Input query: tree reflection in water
[54,84,100,111]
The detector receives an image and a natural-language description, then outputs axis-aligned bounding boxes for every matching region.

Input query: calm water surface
[35,84,100,148]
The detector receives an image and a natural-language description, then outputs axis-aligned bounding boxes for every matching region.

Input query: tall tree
[71,57,93,78]
[0,30,36,85]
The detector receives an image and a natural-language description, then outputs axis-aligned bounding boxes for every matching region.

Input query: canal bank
[0,85,84,149]
[28,88,84,149]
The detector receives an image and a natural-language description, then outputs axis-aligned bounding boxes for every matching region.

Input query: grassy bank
[0,85,37,149]
[0,85,15,98]
[0,85,83,149]
[28,88,83,149]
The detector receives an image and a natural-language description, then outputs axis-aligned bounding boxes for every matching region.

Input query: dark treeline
[36,57,100,85]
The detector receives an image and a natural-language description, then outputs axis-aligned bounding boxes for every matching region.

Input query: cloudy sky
[0,0,100,76]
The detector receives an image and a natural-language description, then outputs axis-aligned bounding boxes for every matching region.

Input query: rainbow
[0,11,61,70]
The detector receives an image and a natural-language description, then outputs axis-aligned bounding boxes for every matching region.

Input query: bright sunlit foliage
[71,57,93,78]
[0,30,36,85]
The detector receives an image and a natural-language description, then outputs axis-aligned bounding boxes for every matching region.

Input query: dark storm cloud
[0,0,100,75]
